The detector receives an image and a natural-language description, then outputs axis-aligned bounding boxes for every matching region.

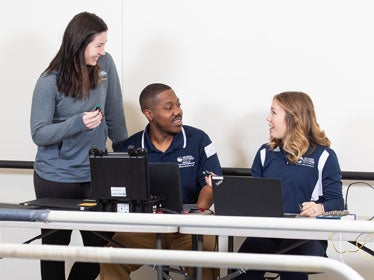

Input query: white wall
[0,1,373,279]
[122,0,374,172]
[1,0,374,172]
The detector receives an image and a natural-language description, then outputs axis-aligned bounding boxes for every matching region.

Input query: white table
[0,220,177,233]
[1,211,372,280]
[179,215,374,280]
[0,211,178,280]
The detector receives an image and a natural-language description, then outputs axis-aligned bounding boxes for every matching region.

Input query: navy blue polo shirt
[252,143,344,213]
[115,125,222,204]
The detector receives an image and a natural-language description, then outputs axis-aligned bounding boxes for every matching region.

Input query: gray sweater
[30,53,127,182]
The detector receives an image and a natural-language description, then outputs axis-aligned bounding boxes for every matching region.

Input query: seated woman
[236,91,344,280]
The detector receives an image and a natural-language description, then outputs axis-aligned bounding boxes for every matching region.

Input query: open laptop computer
[212,175,292,217]
[21,151,151,211]
[148,162,184,213]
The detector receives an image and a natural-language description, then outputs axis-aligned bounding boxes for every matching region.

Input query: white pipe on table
[46,211,374,233]
[0,243,364,280]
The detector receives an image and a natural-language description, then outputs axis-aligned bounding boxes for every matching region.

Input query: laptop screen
[148,162,184,213]
[212,175,285,217]
[89,151,150,201]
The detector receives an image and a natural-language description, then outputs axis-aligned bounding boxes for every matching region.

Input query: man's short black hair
[139,83,172,111]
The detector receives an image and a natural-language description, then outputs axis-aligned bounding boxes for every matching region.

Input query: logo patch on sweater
[99,70,108,82]
[297,157,315,167]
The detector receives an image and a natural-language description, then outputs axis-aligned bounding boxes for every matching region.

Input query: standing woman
[30,12,127,280]
[236,92,344,280]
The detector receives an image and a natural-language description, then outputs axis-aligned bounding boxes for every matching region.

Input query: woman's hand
[82,110,102,129]
[300,201,324,217]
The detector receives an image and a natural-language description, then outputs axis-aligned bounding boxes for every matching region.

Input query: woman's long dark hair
[46,12,108,99]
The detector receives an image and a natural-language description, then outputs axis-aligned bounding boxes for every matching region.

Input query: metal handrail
[0,243,364,280]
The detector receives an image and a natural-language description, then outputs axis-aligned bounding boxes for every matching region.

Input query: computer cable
[345,181,373,211]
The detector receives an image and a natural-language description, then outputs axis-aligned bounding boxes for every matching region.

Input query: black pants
[34,172,112,280]
[235,237,327,280]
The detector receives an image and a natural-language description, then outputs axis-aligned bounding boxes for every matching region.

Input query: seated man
[100,83,222,280]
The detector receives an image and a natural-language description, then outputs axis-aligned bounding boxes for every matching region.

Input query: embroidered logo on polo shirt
[296,157,315,167]
[176,155,195,168]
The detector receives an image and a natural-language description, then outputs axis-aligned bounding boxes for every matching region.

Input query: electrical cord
[329,231,374,257]
[345,181,374,210]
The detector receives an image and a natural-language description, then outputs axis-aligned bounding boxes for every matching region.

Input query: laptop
[20,197,97,211]
[212,175,287,217]
[148,162,184,213]
[89,151,150,201]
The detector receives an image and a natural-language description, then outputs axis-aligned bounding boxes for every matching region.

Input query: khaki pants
[100,232,218,280]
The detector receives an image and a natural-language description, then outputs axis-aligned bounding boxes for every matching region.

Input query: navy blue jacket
[252,144,344,213]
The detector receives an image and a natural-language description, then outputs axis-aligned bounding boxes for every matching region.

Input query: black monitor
[89,148,150,201]
[148,162,183,213]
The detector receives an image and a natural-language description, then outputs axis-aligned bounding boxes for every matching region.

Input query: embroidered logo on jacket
[177,155,195,168]
[99,70,108,82]
[297,157,315,167]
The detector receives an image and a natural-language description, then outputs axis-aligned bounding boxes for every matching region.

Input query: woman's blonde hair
[268,91,331,164]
